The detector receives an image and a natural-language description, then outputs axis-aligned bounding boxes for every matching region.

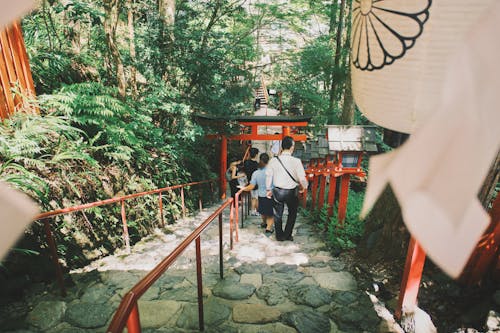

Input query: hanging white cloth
[355,1,500,277]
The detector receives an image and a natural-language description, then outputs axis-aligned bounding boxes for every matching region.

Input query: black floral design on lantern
[352,0,432,71]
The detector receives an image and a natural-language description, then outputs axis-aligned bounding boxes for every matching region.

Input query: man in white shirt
[266,136,308,241]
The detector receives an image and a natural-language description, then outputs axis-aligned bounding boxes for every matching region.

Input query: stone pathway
[2,204,396,333]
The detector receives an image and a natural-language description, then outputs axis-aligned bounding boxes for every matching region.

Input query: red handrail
[107,198,234,333]
[36,178,218,296]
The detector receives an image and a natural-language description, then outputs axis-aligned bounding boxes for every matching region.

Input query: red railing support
[121,200,131,253]
[318,175,327,209]
[327,175,338,217]
[195,236,204,331]
[126,303,141,333]
[158,192,164,227]
[218,213,224,279]
[181,187,186,219]
[396,237,426,319]
[199,189,203,212]
[337,174,350,226]
[43,219,66,297]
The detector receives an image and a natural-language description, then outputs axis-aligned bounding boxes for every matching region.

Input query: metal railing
[235,188,251,230]
[106,198,235,333]
[34,179,218,297]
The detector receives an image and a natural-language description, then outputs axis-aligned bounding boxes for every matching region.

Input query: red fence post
[337,174,350,226]
[195,237,205,331]
[121,200,131,253]
[199,188,203,212]
[220,136,228,199]
[229,204,234,250]
[327,175,338,217]
[126,303,141,333]
[181,187,186,219]
[311,173,319,210]
[396,237,426,319]
[318,174,327,209]
[158,192,164,227]
[43,219,66,297]
[218,213,224,279]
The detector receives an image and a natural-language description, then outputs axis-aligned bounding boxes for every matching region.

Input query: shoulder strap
[276,156,298,184]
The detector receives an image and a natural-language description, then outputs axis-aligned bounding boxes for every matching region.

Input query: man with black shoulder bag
[266,136,308,241]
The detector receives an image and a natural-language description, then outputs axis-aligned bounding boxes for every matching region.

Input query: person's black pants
[272,187,299,241]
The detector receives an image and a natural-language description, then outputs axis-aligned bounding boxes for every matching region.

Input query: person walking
[266,136,308,241]
[242,153,274,236]
[244,148,260,216]
[226,159,245,199]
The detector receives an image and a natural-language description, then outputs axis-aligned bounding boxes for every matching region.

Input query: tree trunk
[127,0,138,98]
[478,151,500,208]
[341,71,355,125]
[158,0,176,26]
[329,0,346,113]
[103,0,127,98]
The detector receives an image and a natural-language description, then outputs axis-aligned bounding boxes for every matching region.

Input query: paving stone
[239,323,298,333]
[331,291,360,306]
[297,277,317,286]
[65,302,113,328]
[212,280,256,300]
[233,303,281,324]
[80,283,115,303]
[313,272,357,291]
[142,285,160,301]
[272,263,298,273]
[330,292,380,331]
[288,284,332,308]
[26,301,66,330]
[282,309,331,333]
[158,275,186,291]
[263,271,304,285]
[159,287,197,301]
[240,274,262,289]
[235,263,273,275]
[138,300,181,328]
[256,283,288,306]
[100,271,139,290]
[176,298,231,330]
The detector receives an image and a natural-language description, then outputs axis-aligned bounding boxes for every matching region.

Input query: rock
[493,290,500,306]
[212,280,256,300]
[282,309,331,333]
[232,303,281,324]
[330,292,380,331]
[142,285,160,300]
[100,271,139,290]
[297,277,317,286]
[138,300,181,328]
[26,301,66,330]
[235,263,273,275]
[81,284,115,303]
[65,302,113,328]
[288,285,332,308]
[158,275,185,291]
[272,264,298,273]
[313,272,357,291]
[263,272,304,285]
[159,287,197,301]
[486,310,500,332]
[176,298,231,330]
[240,274,262,289]
[256,283,288,306]
[240,323,297,333]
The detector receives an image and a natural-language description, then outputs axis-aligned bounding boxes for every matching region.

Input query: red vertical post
[158,192,164,227]
[318,174,327,210]
[121,200,131,253]
[195,237,205,331]
[396,238,426,319]
[181,187,186,219]
[43,219,66,297]
[126,303,141,333]
[218,213,224,279]
[337,174,350,226]
[327,175,338,217]
[282,126,291,137]
[229,203,234,249]
[220,136,228,199]
[199,189,203,212]
[310,169,319,210]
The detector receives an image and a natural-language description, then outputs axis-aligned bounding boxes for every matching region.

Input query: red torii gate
[197,114,311,198]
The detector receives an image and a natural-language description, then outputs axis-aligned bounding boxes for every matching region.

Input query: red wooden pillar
[396,237,426,319]
[283,126,290,137]
[318,172,327,210]
[220,136,228,199]
[337,174,350,225]
[327,174,338,217]
[310,164,320,210]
